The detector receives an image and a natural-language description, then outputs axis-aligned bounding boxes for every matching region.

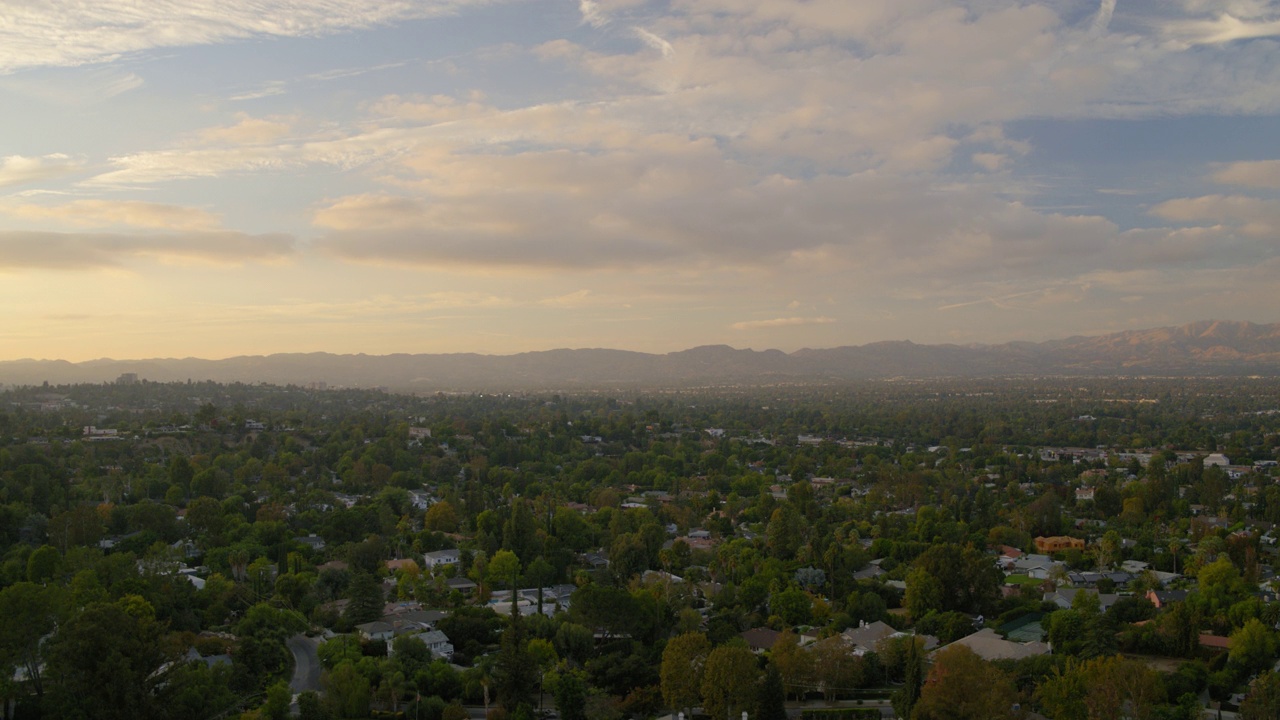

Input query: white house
[408,629,454,660]
[423,549,461,569]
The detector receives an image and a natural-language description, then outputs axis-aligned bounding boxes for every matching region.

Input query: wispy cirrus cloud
[0,230,294,270]
[0,0,508,74]
[0,199,221,231]
[1162,13,1280,45]
[731,317,836,331]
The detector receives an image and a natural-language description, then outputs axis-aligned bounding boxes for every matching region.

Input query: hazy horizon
[3,1,1280,362]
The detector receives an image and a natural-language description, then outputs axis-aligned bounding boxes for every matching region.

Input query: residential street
[287,634,323,694]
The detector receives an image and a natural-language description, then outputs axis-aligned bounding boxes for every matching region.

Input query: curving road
[287,634,323,694]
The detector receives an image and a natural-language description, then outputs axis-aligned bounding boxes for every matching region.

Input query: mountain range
[3,320,1279,391]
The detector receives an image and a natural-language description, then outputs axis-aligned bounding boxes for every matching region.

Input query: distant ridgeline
[2,320,1279,391]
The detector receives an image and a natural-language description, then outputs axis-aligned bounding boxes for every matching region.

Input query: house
[581,552,610,569]
[842,620,898,656]
[1044,588,1119,613]
[1199,634,1232,652]
[407,490,434,510]
[741,628,781,653]
[406,629,454,659]
[853,565,885,581]
[1011,554,1061,580]
[295,534,326,552]
[941,628,1050,662]
[184,647,231,668]
[423,549,461,569]
[1205,453,1231,467]
[1075,487,1096,502]
[1035,536,1086,554]
[386,558,420,574]
[1121,560,1150,574]
[997,545,1024,560]
[1146,589,1189,609]
[356,621,396,643]
[446,577,478,594]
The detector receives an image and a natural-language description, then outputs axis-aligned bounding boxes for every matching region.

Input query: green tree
[163,660,239,720]
[426,501,460,533]
[904,567,943,620]
[0,582,62,699]
[298,690,329,720]
[757,663,787,720]
[42,600,169,720]
[26,544,60,583]
[1230,618,1278,675]
[264,680,293,720]
[235,603,308,691]
[493,612,537,710]
[766,506,804,560]
[890,635,924,719]
[770,586,811,625]
[551,669,588,720]
[489,549,522,596]
[700,646,759,720]
[185,496,225,542]
[343,572,384,626]
[660,632,711,714]
[324,662,372,719]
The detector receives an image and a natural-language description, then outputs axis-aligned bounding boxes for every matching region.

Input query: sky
[1,0,1279,361]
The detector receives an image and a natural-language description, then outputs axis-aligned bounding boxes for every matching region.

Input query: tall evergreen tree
[494,609,537,710]
[892,635,924,720]
[343,572,384,626]
[757,663,787,720]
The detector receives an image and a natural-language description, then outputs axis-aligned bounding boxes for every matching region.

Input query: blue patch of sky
[1004,115,1280,228]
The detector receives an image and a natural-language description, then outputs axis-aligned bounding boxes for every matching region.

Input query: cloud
[0,155,82,188]
[303,122,1134,280]
[1,200,221,231]
[0,0,507,74]
[731,317,836,330]
[578,0,646,28]
[0,67,143,105]
[1150,194,1280,237]
[972,153,1008,172]
[1091,0,1118,35]
[230,82,288,102]
[539,290,594,308]
[580,0,608,28]
[633,28,674,58]
[0,230,295,270]
[937,288,1056,311]
[38,0,1280,337]
[1162,13,1280,45]
[1211,159,1280,188]
[198,115,294,146]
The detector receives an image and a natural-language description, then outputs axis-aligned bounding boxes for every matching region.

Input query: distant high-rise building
[116,373,139,385]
